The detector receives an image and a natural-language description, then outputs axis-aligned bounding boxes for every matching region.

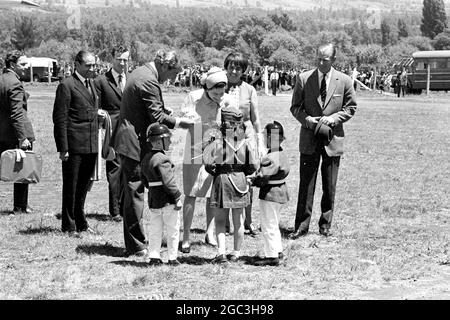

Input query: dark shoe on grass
[148,258,163,266]
[168,259,181,266]
[254,257,280,266]
[212,254,228,264]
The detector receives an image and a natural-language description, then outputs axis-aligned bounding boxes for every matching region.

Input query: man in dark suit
[0,50,35,214]
[53,50,99,236]
[290,43,357,239]
[94,45,130,222]
[113,49,194,256]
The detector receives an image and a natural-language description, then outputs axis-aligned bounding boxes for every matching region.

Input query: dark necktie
[85,79,92,96]
[320,73,327,105]
[118,74,123,92]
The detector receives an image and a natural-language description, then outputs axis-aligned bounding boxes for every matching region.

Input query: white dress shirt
[111,68,126,91]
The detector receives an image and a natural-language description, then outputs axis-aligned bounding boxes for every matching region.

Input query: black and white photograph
[0,0,449,306]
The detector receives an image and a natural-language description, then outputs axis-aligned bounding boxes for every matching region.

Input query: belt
[147,181,163,187]
[267,179,285,185]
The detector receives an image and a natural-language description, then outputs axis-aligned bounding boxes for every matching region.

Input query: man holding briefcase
[0,50,35,215]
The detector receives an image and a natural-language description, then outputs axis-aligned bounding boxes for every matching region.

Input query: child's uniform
[141,149,182,261]
[253,147,290,258]
[204,138,258,209]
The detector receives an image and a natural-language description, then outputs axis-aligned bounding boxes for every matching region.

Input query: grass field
[0,85,449,300]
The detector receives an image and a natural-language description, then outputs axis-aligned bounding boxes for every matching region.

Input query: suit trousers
[106,156,123,217]
[294,146,340,232]
[271,79,277,96]
[119,154,147,254]
[61,153,97,232]
[260,200,283,258]
[0,141,31,210]
[148,206,180,261]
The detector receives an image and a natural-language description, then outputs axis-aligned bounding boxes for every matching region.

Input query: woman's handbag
[0,149,42,183]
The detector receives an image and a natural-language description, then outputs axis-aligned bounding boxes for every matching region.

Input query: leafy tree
[354,44,387,70]
[433,28,450,49]
[268,48,298,69]
[401,36,434,51]
[269,12,297,31]
[398,19,409,38]
[11,16,36,50]
[381,19,391,47]
[259,31,301,63]
[420,0,448,39]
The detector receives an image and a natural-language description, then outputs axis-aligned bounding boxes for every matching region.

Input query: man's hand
[305,116,320,129]
[320,116,336,127]
[178,117,195,129]
[19,138,31,150]
[59,151,69,161]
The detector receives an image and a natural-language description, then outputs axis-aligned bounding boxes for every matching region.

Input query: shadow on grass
[18,226,60,235]
[76,243,124,257]
[0,210,13,216]
[85,212,111,222]
[111,255,216,267]
[110,260,149,268]
[190,228,206,234]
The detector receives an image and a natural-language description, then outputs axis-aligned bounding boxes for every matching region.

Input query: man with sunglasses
[53,50,99,236]
[113,49,194,257]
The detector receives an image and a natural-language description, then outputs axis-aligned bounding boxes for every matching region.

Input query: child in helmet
[251,121,290,266]
[141,123,182,266]
[203,106,259,263]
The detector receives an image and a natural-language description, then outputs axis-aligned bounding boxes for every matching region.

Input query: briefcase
[0,149,42,184]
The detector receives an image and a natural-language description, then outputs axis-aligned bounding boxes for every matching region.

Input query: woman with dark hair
[224,52,263,236]
[180,67,229,253]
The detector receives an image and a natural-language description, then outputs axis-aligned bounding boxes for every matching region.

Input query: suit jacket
[113,63,177,162]
[253,149,290,204]
[52,73,99,154]
[94,69,128,133]
[141,149,181,209]
[0,69,35,144]
[290,68,357,157]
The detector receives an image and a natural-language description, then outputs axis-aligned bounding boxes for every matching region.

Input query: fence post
[426,63,430,96]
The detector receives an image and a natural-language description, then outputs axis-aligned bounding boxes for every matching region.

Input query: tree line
[1,0,449,72]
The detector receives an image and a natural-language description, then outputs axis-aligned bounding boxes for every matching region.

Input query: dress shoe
[111,215,122,222]
[148,258,163,266]
[212,254,228,264]
[253,257,280,266]
[124,248,148,257]
[289,229,308,239]
[180,243,191,254]
[245,223,260,236]
[79,227,97,235]
[66,230,81,238]
[168,259,181,266]
[319,228,332,237]
[12,206,33,214]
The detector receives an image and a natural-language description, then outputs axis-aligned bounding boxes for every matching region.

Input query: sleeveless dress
[181,89,228,197]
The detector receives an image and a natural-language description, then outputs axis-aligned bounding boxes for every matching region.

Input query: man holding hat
[290,43,357,238]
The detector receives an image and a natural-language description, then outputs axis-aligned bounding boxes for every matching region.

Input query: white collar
[75,70,87,84]
[111,68,125,81]
[149,61,158,79]
[318,67,333,88]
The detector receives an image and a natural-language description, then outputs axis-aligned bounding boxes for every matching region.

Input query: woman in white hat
[180,66,229,253]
